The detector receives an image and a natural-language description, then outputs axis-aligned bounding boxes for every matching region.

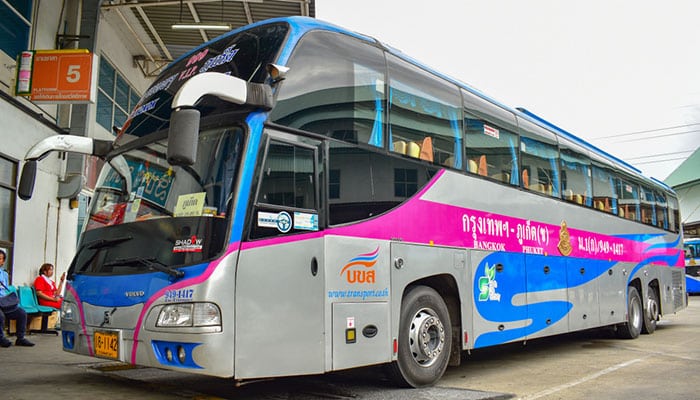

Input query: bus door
[234,130,325,378]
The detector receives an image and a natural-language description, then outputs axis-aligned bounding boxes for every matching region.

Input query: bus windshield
[69,23,290,276]
[686,240,699,262]
[75,126,244,276]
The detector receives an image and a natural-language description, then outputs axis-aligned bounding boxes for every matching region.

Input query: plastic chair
[18,286,40,314]
[17,286,58,335]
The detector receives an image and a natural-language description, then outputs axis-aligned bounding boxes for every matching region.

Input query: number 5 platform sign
[15,49,98,104]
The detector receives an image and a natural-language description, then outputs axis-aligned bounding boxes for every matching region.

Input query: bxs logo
[340,247,379,284]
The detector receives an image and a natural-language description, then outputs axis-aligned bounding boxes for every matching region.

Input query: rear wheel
[388,285,452,388]
[642,286,659,334]
[616,286,643,339]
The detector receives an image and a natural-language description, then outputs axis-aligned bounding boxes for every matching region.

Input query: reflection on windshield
[87,127,243,231]
[74,127,244,276]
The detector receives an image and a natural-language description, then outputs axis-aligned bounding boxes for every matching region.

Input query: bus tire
[642,286,659,334]
[388,285,452,388]
[616,286,643,339]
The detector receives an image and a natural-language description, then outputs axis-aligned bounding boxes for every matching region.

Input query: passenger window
[668,196,680,233]
[464,114,519,185]
[616,177,640,221]
[270,31,386,147]
[327,140,437,225]
[559,145,592,207]
[520,136,560,197]
[591,164,617,214]
[387,54,462,168]
[655,191,668,230]
[640,186,656,225]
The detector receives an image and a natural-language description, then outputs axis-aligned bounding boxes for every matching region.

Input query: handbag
[0,281,19,313]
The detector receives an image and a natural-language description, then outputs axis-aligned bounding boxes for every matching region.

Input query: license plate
[94,330,119,359]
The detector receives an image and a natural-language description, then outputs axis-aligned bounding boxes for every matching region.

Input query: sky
[315,0,700,181]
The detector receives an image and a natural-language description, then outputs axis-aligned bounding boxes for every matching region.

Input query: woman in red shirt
[33,263,65,309]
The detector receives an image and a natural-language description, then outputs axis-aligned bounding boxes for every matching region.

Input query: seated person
[34,263,65,309]
[0,249,34,347]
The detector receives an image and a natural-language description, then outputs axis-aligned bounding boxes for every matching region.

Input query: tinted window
[387,54,462,168]
[668,195,680,233]
[591,163,618,214]
[616,176,640,221]
[464,112,519,185]
[559,139,592,207]
[640,186,656,225]
[251,137,320,239]
[271,31,386,147]
[328,141,437,225]
[463,90,519,185]
[518,119,560,198]
[655,191,668,230]
[257,141,315,210]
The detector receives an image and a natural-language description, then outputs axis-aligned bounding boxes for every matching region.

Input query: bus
[685,238,700,293]
[17,17,686,388]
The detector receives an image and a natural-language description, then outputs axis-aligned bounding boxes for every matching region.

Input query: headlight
[193,302,221,326]
[61,301,77,322]
[156,303,221,328]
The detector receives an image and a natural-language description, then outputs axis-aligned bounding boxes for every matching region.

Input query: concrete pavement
[1,331,509,400]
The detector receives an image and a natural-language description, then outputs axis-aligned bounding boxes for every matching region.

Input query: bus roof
[168,16,674,194]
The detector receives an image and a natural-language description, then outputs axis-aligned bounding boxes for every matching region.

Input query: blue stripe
[229,112,266,243]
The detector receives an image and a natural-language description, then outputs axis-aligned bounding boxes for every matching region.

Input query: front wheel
[388,285,452,388]
[616,286,643,339]
[642,286,659,334]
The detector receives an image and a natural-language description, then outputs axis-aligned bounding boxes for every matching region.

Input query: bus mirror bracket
[17,135,113,201]
[168,72,274,166]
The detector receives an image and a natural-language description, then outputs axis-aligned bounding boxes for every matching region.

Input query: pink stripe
[357,246,380,258]
[239,170,680,265]
[129,241,240,363]
[66,283,94,356]
[241,170,446,251]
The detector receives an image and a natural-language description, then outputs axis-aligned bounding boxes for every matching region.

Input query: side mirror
[18,160,37,200]
[167,108,200,166]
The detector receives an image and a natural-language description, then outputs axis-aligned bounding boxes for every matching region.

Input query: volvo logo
[125,291,145,297]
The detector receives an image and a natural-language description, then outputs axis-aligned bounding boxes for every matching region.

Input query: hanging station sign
[15,49,98,104]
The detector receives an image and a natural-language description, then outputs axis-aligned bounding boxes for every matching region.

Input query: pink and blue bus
[18,17,686,387]
[685,238,700,293]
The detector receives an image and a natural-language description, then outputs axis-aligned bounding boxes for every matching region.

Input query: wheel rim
[647,295,659,321]
[408,307,445,367]
[631,295,642,330]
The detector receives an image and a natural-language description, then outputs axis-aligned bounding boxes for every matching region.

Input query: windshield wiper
[68,236,134,279]
[103,257,185,279]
